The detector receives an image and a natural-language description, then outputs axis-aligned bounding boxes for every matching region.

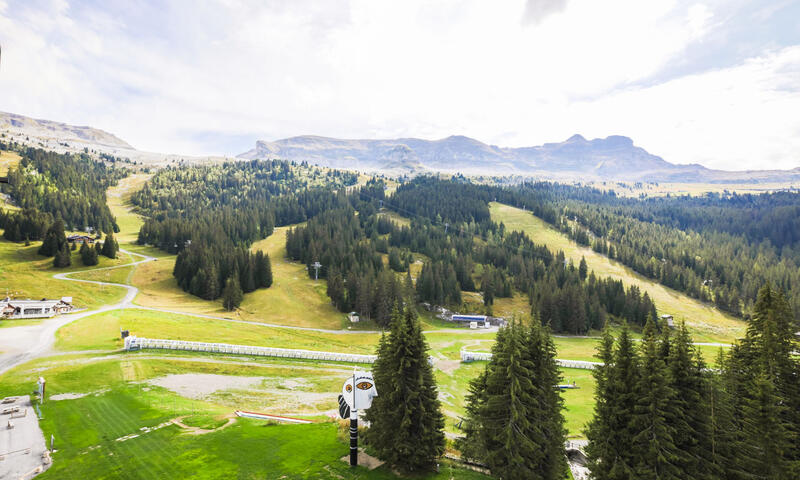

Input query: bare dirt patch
[148,373,264,399]
[436,359,461,375]
[340,451,384,470]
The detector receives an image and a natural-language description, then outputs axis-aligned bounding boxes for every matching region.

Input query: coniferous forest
[132,160,355,305]
[585,284,800,479]
[0,147,125,243]
[1,147,124,234]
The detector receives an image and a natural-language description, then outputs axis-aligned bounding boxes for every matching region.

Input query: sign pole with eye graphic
[338,368,378,467]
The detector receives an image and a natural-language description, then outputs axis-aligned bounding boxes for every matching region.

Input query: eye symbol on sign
[345,384,352,392]
[356,381,373,390]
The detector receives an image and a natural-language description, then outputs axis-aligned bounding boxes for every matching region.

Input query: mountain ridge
[239,134,800,182]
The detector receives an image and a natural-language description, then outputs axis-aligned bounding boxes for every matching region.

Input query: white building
[0,297,74,319]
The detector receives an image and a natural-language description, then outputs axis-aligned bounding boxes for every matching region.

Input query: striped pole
[350,370,358,466]
[350,410,358,466]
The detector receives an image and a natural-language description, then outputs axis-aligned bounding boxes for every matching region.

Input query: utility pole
[311,261,322,281]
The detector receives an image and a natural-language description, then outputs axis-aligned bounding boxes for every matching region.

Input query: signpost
[338,369,378,467]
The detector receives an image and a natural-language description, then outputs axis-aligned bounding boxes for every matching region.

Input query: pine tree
[221,276,243,311]
[101,232,118,259]
[255,251,272,288]
[630,317,681,479]
[585,325,617,478]
[326,268,346,311]
[460,320,565,479]
[725,284,800,478]
[53,241,71,268]
[80,242,98,266]
[586,323,639,479]
[524,320,568,479]
[579,256,588,281]
[39,219,66,257]
[364,307,445,473]
[666,322,715,478]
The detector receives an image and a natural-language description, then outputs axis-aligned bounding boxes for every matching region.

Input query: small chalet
[0,297,74,319]
[67,234,95,245]
[661,314,675,328]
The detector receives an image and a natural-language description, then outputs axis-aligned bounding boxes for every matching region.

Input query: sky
[0,0,798,170]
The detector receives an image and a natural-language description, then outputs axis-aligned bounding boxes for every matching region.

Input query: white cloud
[0,0,797,170]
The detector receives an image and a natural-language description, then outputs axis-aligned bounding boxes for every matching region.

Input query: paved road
[0,249,153,376]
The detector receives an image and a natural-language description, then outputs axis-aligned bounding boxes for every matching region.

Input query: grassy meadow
[0,356,488,479]
[490,202,745,343]
[0,149,21,176]
[55,308,380,353]
[0,238,130,310]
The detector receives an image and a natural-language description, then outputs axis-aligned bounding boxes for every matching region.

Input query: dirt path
[171,415,237,435]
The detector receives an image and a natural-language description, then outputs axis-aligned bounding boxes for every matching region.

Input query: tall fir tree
[459,320,566,480]
[666,323,715,479]
[80,242,99,266]
[723,284,800,479]
[53,241,71,268]
[585,323,639,480]
[39,219,66,257]
[101,232,118,259]
[364,306,445,473]
[629,317,681,480]
[221,275,243,311]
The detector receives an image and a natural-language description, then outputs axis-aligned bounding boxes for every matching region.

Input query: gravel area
[148,374,264,399]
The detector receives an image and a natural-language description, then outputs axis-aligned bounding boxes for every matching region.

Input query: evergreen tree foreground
[364,306,446,473]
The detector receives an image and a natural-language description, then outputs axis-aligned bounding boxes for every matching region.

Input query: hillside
[239,133,800,182]
[0,111,132,149]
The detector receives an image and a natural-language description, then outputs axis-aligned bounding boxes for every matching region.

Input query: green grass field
[0,149,21,176]
[55,309,380,353]
[0,354,488,479]
[490,202,745,343]
[0,238,129,310]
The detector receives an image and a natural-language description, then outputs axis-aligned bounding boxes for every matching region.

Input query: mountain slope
[0,111,133,149]
[239,134,800,182]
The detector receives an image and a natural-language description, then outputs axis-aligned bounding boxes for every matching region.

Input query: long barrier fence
[124,336,378,364]
[460,349,602,370]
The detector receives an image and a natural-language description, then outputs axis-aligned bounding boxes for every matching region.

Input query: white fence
[460,349,601,370]
[124,336,377,364]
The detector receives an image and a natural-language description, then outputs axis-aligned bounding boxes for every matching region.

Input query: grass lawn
[55,308,380,353]
[129,225,348,330]
[106,173,150,246]
[0,237,129,309]
[490,202,746,343]
[69,264,136,285]
[181,414,229,430]
[0,358,488,479]
[0,149,21,176]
